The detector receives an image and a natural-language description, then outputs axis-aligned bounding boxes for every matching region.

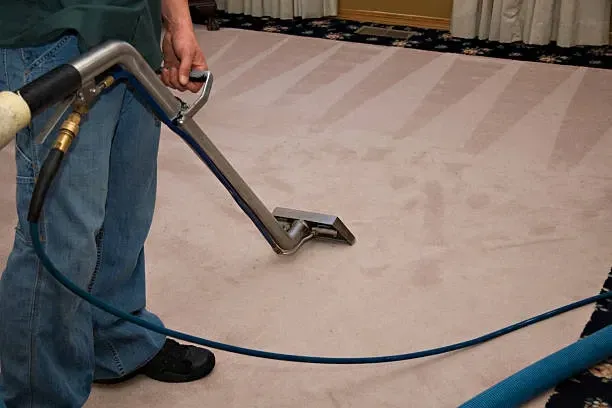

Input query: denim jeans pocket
[14,142,35,180]
[14,126,37,244]
[21,34,80,82]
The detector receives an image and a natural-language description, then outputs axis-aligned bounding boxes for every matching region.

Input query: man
[0,0,216,406]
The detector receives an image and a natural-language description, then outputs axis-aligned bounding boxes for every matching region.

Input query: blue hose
[28,220,612,365]
[460,324,612,407]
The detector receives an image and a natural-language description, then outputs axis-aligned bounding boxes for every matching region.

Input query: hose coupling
[52,104,87,153]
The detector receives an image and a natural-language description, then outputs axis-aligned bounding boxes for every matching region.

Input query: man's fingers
[170,66,187,91]
[160,67,171,87]
[162,65,187,92]
[178,48,194,86]
[185,81,203,93]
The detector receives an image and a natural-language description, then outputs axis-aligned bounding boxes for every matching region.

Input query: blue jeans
[0,34,167,407]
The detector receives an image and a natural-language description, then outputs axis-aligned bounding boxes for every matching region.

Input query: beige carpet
[1,27,612,407]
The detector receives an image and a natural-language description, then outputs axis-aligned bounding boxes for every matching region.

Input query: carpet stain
[363,263,390,278]
[444,162,470,176]
[323,142,358,159]
[411,258,443,287]
[263,175,295,194]
[328,391,342,408]
[410,151,429,166]
[403,198,420,210]
[219,203,248,222]
[224,276,241,286]
[466,193,491,209]
[529,223,557,235]
[423,181,445,245]
[390,175,416,190]
[363,147,393,161]
[580,209,601,221]
[485,236,575,251]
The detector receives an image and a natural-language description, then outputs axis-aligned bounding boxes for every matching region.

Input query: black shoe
[94,339,215,384]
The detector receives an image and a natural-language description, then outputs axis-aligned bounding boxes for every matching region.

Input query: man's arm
[162,0,193,32]
[160,0,208,92]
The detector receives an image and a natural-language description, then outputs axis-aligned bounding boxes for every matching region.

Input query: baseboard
[337,9,450,31]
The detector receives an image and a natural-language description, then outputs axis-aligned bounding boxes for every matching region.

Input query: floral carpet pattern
[193,10,612,407]
[210,11,611,69]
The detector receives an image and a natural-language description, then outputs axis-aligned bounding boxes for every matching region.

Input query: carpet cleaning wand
[0,40,610,407]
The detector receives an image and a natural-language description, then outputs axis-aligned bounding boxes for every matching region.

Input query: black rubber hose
[19,64,81,116]
[27,148,65,223]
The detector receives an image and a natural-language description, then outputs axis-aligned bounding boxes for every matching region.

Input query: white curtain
[216,0,337,19]
[451,0,611,47]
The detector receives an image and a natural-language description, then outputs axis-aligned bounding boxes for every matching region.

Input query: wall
[337,0,454,29]
[338,0,453,19]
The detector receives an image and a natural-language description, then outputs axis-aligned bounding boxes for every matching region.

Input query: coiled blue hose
[25,69,611,406]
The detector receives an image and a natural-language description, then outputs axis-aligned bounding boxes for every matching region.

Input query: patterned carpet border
[195,10,612,406]
[210,12,611,69]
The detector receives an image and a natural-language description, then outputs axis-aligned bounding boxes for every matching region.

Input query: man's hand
[160,0,208,93]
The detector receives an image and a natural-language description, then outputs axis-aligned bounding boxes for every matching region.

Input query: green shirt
[0,0,163,68]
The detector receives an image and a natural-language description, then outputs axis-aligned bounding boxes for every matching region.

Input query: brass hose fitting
[51,75,114,153]
[100,76,115,89]
[53,104,87,153]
